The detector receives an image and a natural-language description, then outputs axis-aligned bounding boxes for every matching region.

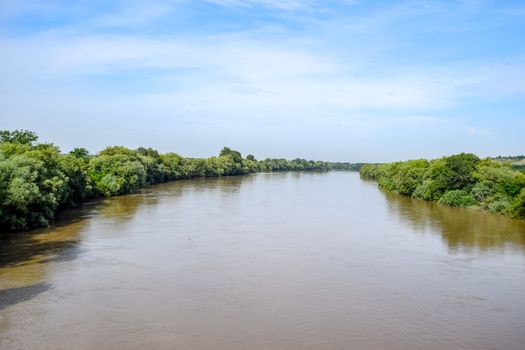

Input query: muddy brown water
[1,172,524,350]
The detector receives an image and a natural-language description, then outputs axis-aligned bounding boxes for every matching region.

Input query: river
[1,172,524,350]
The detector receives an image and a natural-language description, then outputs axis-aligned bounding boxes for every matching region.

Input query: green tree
[0,130,38,145]
[0,142,69,230]
[220,147,243,164]
[69,147,89,159]
[438,190,476,207]
[361,153,525,219]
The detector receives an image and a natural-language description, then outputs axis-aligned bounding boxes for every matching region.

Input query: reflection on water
[383,191,525,254]
[0,283,52,311]
[0,215,88,291]
[0,176,245,292]
[1,172,524,350]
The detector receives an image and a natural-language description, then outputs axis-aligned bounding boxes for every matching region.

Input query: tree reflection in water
[383,191,525,254]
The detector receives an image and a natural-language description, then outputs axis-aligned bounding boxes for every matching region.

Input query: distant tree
[0,130,38,145]
[220,147,243,163]
[137,147,160,159]
[99,146,136,157]
[441,153,480,190]
[61,149,92,205]
[69,147,89,159]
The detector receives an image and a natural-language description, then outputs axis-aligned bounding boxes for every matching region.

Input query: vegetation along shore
[360,153,525,220]
[0,130,359,232]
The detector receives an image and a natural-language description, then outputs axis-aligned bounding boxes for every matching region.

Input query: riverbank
[1,130,359,233]
[360,153,525,220]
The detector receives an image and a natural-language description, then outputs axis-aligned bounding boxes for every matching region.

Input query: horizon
[10,129,525,164]
[1,0,524,162]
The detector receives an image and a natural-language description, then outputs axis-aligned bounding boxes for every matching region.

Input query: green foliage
[510,189,525,219]
[438,190,476,207]
[441,153,480,190]
[258,158,332,172]
[413,179,440,201]
[471,181,493,202]
[424,153,480,197]
[1,130,359,232]
[69,147,89,159]
[485,193,512,214]
[376,160,429,195]
[159,153,185,181]
[59,151,92,205]
[220,147,243,164]
[474,161,525,197]
[0,130,38,145]
[89,150,147,196]
[359,164,384,180]
[0,141,69,230]
[360,154,525,219]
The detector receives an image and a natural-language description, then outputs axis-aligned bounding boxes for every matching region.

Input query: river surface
[1,172,525,350]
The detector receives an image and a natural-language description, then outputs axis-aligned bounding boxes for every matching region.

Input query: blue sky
[0,0,524,162]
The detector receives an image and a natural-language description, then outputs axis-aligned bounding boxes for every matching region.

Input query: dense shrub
[360,153,525,219]
[510,189,525,219]
[438,190,476,208]
[0,130,356,232]
[485,193,512,214]
[0,140,69,230]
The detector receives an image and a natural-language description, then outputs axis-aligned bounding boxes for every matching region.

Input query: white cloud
[1,32,491,116]
[1,0,523,160]
[1,1,524,139]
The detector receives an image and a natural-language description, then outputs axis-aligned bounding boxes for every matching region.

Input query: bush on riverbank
[0,130,355,232]
[360,153,525,219]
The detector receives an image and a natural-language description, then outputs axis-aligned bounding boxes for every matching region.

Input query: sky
[0,0,524,162]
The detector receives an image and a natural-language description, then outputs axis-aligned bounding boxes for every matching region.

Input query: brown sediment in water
[1,172,524,350]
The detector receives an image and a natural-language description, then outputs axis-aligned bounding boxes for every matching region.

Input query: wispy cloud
[3,32,523,114]
[88,2,176,28]
[204,0,313,10]
[0,0,524,160]
[203,0,360,11]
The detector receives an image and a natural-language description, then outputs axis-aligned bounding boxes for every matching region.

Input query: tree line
[360,153,525,219]
[0,130,355,232]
